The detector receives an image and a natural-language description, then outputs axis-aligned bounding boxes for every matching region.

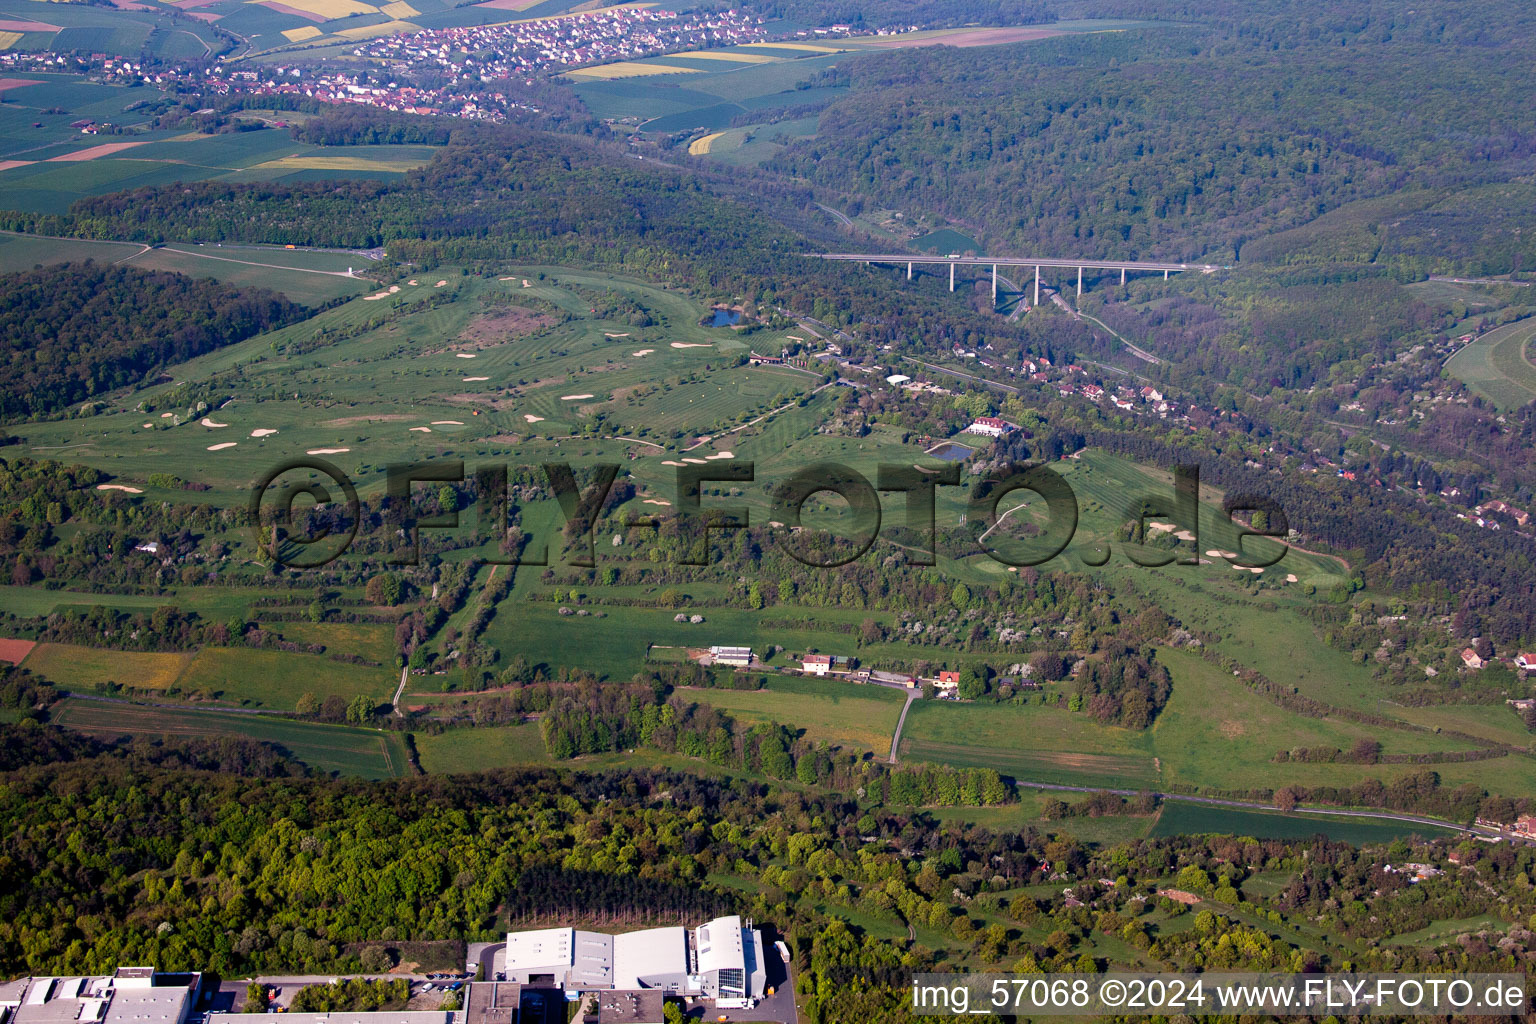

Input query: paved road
[888,689,918,763]
[815,203,854,230]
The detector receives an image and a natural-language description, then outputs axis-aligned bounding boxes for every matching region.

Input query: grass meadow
[50,697,410,778]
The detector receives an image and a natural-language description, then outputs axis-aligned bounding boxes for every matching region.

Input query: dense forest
[1,744,1534,1023]
[0,263,303,420]
[767,2,1536,273]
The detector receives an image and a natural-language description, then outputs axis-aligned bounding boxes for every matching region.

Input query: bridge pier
[1164,269,1169,280]
[949,261,955,292]
[1120,267,1126,286]
[992,264,998,301]
[1077,266,1083,298]
[907,261,913,281]
[1033,265,1040,307]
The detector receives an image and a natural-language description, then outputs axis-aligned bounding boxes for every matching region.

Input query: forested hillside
[3,747,1535,1014]
[0,264,303,420]
[767,1,1536,272]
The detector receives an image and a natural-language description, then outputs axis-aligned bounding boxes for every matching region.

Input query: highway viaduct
[809,252,1224,305]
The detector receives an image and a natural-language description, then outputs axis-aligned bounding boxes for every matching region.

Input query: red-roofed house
[1516,653,1536,671]
[1462,648,1485,670]
[803,654,833,676]
[964,416,1012,438]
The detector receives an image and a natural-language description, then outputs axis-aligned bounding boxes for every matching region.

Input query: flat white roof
[503,927,573,973]
[612,927,686,989]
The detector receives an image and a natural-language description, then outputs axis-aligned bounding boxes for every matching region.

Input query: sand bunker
[408,279,419,286]
[523,414,544,423]
[1286,573,1299,583]
[1205,549,1239,559]
[207,442,237,451]
[142,423,153,429]
[250,428,277,437]
[307,448,351,455]
[463,376,490,382]
[409,426,432,433]
[642,499,671,506]
[97,483,143,494]
[523,279,530,288]
[682,457,707,464]
[670,342,713,349]
[431,420,464,426]
[705,451,735,460]
[200,417,227,428]
[604,332,630,338]
[661,460,684,467]
[560,394,594,400]
[631,349,654,357]
[456,353,477,359]
[160,412,173,418]
[435,280,448,287]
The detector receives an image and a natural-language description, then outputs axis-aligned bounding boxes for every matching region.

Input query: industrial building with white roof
[500,915,765,1008]
[0,968,199,1024]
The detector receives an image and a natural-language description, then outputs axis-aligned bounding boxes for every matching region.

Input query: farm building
[1516,653,1535,671]
[502,916,766,1008]
[708,645,753,667]
[802,654,833,675]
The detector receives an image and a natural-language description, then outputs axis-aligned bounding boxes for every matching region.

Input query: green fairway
[50,697,410,778]
[1444,318,1536,409]
[0,232,144,272]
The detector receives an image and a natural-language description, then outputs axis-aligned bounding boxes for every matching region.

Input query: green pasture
[50,696,410,778]
[414,722,550,774]
[678,677,905,753]
[1148,802,1457,843]
[896,646,1536,796]
[172,645,395,710]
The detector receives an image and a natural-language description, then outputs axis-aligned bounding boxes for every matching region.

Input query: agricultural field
[1443,317,1536,410]
[49,696,411,778]
[677,677,906,754]
[171,645,395,710]
[20,642,193,690]
[0,3,224,58]
[0,80,440,215]
[413,721,548,774]
[897,645,1536,796]
[573,19,1174,154]
[1148,802,1457,843]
